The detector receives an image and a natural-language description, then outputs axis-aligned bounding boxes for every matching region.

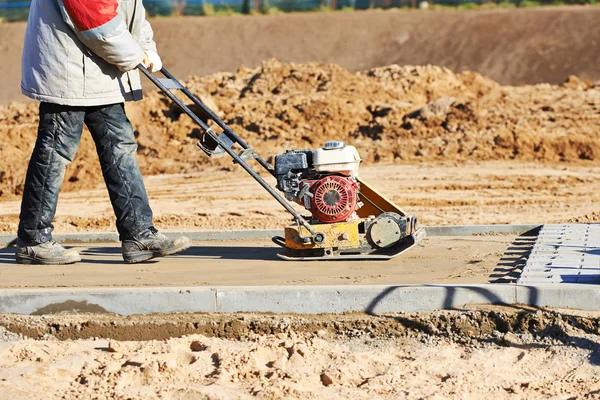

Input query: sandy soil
[1,58,599,232]
[0,161,597,234]
[2,7,600,105]
[2,59,600,202]
[1,307,600,399]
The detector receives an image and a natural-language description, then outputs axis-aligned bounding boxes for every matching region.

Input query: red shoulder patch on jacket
[62,0,118,31]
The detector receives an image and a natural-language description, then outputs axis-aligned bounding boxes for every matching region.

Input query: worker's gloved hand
[142,50,162,73]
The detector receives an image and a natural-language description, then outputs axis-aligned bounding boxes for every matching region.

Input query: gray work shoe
[15,240,81,265]
[122,228,191,263]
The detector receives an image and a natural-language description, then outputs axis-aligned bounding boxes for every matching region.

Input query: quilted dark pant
[18,102,154,244]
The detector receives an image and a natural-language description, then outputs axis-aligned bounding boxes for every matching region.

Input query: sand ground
[1,307,600,399]
[0,162,596,235]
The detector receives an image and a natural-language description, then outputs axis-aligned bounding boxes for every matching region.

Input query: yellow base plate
[285,221,360,250]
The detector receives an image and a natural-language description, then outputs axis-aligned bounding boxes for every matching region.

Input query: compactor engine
[274,142,360,223]
[273,141,423,260]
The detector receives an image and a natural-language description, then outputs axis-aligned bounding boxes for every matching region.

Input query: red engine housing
[300,176,358,223]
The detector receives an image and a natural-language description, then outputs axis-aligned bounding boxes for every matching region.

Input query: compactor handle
[138,65,276,176]
[137,64,323,242]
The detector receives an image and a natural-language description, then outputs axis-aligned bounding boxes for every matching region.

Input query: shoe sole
[16,254,81,265]
[123,242,191,264]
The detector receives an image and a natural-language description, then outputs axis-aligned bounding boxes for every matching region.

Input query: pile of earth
[0,59,599,198]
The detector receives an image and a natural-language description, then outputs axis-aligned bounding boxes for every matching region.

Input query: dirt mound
[1,60,599,199]
[3,308,598,342]
[568,211,600,223]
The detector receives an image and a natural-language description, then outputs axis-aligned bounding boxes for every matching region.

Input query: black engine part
[274,150,314,200]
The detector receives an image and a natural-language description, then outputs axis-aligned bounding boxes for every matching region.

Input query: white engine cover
[313,141,361,178]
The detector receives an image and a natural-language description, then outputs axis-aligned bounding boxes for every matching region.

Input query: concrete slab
[0,285,518,315]
[215,285,518,314]
[516,284,600,310]
[1,283,598,315]
[0,236,514,288]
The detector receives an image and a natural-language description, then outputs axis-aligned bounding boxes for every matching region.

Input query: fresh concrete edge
[0,283,597,316]
[0,224,541,245]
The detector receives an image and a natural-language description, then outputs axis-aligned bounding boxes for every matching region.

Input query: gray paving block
[518,224,600,285]
[3,284,600,314]
[0,224,541,246]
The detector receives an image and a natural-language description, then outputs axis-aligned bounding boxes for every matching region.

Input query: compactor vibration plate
[277,228,425,261]
[284,221,360,250]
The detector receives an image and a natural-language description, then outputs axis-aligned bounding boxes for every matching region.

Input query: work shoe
[15,240,81,265]
[122,228,190,263]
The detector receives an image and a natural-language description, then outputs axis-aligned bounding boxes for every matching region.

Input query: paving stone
[517,224,600,285]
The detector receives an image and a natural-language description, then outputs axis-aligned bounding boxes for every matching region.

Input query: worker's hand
[142,50,162,73]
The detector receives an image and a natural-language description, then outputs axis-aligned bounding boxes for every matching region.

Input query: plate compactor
[140,66,425,261]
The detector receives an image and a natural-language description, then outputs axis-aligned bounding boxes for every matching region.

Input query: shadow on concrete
[545,244,600,258]
[489,227,540,283]
[75,247,158,265]
[581,248,600,256]
[81,246,281,261]
[364,283,600,365]
[179,246,280,261]
[557,275,600,284]
[0,245,281,264]
[0,247,15,264]
[364,284,534,315]
[80,247,123,254]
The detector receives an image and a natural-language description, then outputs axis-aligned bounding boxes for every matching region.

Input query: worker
[16,0,190,264]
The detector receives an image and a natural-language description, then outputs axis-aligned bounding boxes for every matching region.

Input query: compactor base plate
[277,228,425,261]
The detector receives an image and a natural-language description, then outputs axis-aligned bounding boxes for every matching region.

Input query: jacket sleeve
[58,0,144,71]
[138,3,158,53]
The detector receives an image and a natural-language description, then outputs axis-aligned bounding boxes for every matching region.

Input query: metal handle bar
[158,68,275,177]
[137,64,320,239]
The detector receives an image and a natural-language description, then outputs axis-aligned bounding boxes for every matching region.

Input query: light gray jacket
[21,0,157,106]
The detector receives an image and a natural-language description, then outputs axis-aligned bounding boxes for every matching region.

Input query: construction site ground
[0,162,597,235]
[2,307,600,399]
[0,160,587,288]
[2,7,600,398]
[2,6,600,105]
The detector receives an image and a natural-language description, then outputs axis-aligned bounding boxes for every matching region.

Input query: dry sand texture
[2,308,600,399]
[0,161,598,235]
[2,59,599,199]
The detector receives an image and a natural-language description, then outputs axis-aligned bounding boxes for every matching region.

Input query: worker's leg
[16,102,84,264]
[83,103,154,240]
[84,103,189,263]
[18,103,86,242]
